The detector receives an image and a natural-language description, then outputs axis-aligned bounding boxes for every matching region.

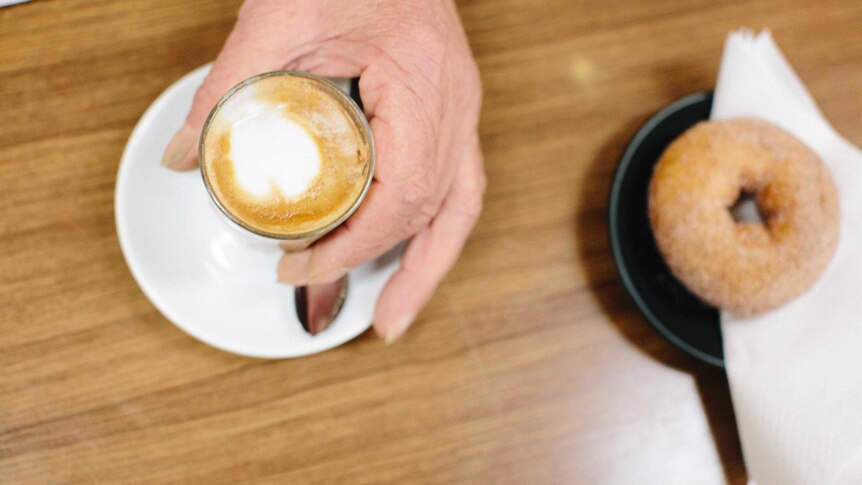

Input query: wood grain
[2,0,861,483]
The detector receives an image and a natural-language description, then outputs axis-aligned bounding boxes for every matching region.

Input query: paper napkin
[714,31,862,485]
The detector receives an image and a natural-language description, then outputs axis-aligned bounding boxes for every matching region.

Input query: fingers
[161,14,294,171]
[373,137,485,342]
[277,81,441,285]
[277,175,433,285]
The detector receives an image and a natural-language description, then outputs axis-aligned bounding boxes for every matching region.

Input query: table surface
[3,0,861,483]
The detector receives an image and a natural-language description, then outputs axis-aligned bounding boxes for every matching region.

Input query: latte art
[201,73,372,238]
[229,105,321,199]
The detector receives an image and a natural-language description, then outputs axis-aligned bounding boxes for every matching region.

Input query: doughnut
[648,118,840,317]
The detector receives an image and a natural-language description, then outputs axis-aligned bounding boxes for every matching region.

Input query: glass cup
[198,71,375,334]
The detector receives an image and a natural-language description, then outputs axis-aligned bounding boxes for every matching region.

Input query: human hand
[161,0,485,342]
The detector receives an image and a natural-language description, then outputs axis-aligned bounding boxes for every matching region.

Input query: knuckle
[461,171,487,222]
[457,61,483,120]
[187,82,223,126]
[193,82,214,106]
[401,174,434,209]
[476,167,488,195]
[462,190,485,222]
[461,55,482,90]
[407,206,435,235]
[193,81,221,113]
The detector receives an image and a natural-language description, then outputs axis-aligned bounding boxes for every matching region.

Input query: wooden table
[2,0,861,482]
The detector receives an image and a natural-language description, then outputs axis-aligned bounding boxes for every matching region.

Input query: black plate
[608,91,724,367]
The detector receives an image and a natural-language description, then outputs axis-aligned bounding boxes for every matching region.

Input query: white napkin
[714,31,862,485]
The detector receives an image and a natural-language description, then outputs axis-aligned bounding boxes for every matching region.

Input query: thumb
[160,18,291,171]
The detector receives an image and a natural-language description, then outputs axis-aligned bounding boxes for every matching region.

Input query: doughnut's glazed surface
[648,119,839,316]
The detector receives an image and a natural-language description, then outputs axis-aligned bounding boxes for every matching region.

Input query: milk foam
[221,88,321,199]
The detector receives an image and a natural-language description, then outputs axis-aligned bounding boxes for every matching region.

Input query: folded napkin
[715,31,862,484]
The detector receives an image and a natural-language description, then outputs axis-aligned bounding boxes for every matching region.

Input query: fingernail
[161,124,197,168]
[277,251,312,285]
[384,315,414,345]
[309,267,348,285]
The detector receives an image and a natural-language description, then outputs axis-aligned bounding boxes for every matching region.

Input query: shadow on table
[574,114,747,484]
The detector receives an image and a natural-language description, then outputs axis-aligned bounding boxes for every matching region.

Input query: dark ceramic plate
[608,91,723,367]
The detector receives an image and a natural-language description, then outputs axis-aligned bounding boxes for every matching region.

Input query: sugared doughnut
[648,118,840,317]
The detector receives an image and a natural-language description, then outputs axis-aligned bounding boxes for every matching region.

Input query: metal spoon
[294,275,349,335]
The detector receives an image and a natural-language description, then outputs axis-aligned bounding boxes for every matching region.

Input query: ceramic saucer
[115,64,401,358]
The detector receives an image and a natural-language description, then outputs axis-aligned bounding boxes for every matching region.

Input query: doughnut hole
[730,189,765,224]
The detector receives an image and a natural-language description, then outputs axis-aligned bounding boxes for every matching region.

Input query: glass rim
[198,70,376,241]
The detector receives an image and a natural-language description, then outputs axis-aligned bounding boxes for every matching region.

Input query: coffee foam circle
[202,74,371,238]
[227,97,321,199]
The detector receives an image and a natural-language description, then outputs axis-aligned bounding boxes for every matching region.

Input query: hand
[162,0,485,343]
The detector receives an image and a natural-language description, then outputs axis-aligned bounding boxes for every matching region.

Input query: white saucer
[115,65,400,358]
